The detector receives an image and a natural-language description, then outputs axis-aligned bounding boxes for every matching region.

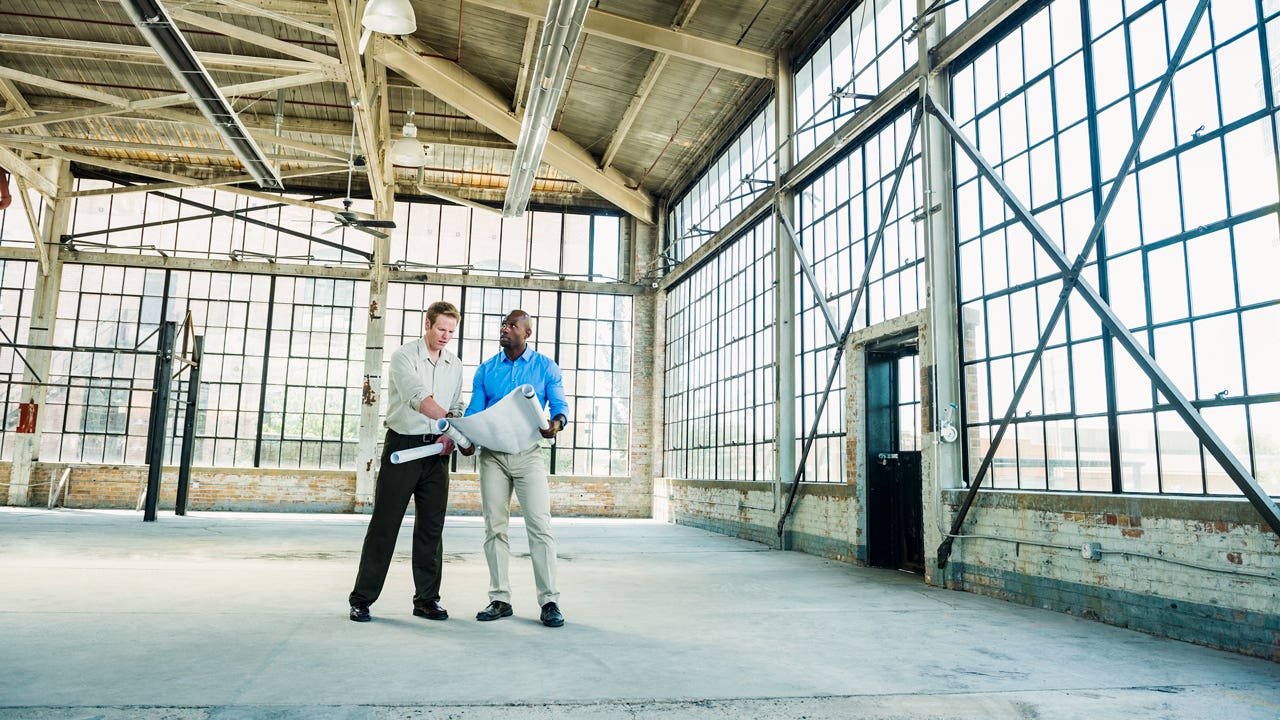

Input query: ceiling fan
[326,197,395,239]
[324,99,397,239]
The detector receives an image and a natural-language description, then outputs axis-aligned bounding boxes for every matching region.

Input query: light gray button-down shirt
[384,338,465,435]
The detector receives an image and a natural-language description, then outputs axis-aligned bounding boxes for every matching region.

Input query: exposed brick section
[4,463,651,518]
[949,563,1280,663]
[628,286,658,510]
[946,490,1280,660]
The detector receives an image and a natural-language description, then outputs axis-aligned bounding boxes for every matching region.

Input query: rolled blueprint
[434,418,473,449]
[444,384,551,454]
[520,383,551,430]
[389,442,445,464]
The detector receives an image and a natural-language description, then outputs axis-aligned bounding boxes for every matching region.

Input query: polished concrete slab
[0,507,1277,719]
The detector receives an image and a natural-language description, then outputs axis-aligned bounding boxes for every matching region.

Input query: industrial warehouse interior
[0,0,1278,718]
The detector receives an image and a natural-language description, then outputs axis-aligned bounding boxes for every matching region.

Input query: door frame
[846,312,928,569]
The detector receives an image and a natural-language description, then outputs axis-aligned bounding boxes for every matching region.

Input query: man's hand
[418,395,447,420]
[539,418,563,439]
[437,435,455,455]
[459,443,475,457]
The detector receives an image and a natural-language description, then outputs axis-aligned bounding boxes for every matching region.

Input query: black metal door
[865,350,924,574]
[894,450,924,574]
[866,352,895,569]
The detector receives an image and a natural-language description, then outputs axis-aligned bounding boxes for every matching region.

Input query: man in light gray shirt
[349,300,464,623]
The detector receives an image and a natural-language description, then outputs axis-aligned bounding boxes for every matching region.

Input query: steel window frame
[932,0,1280,560]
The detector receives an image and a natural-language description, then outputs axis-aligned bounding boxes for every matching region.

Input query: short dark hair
[426,301,461,327]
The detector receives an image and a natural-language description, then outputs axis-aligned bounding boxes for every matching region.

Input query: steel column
[143,320,177,522]
[176,335,203,516]
[774,46,798,542]
[918,0,964,578]
[7,159,70,507]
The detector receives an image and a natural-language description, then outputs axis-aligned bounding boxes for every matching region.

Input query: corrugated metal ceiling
[0,0,848,221]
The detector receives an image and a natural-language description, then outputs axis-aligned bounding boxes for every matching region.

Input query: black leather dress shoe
[413,600,448,620]
[350,604,371,622]
[475,600,513,621]
[540,601,564,627]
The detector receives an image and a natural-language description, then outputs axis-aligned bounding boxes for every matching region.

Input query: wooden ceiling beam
[0,77,33,117]
[0,132,343,163]
[376,35,652,222]
[10,94,514,151]
[207,0,336,39]
[0,33,325,76]
[66,165,348,197]
[0,65,128,108]
[326,0,389,214]
[601,0,702,171]
[512,18,538,114]
[29,144,357,214]
[143,107,351,161]
[0,71,331,131]
[465,0,772,78]
[183,0,332,23]
[168,7,340,67]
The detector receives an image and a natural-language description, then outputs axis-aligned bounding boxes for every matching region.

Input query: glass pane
[1201,405,1251,495]
[1118,412,1159,492]
[1077,416,1112,491]
[1157,410,1203,494]
[1045,419,1079,490]
[1249,401,1280,496]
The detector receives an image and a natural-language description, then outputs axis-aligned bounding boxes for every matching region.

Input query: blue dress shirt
[466,346,570,425]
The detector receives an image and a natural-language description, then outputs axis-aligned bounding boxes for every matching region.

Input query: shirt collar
[420,339,455,364]
[500,346,533,364]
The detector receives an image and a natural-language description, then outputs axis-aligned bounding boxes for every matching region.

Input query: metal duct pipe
[501,0,590,217]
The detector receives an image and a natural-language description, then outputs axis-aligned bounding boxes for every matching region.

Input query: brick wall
[2,463,651,517]
[939,490,1280,661]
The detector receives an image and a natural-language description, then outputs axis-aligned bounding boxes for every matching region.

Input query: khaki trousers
[478,446,559,606]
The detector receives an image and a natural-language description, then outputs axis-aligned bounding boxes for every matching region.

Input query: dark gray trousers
[349,430,450,609]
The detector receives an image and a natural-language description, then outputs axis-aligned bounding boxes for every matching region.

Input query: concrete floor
[0,507,1277,720]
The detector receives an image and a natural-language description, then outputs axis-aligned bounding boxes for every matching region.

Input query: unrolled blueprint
[439,384,549,454]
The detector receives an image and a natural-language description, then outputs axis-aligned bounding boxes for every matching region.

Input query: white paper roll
[435,418,472,449]
[445,385,554,454]
[519,383,551,430]
[389,442,445,464]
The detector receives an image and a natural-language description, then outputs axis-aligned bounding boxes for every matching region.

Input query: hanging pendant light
[390,107,428,168]
[361,0,417,36]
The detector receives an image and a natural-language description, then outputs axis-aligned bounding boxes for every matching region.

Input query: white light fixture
[361,0,416,36]
[390,107,428,168]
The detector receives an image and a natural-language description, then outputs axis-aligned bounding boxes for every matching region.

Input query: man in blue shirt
[466,309,570,627]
